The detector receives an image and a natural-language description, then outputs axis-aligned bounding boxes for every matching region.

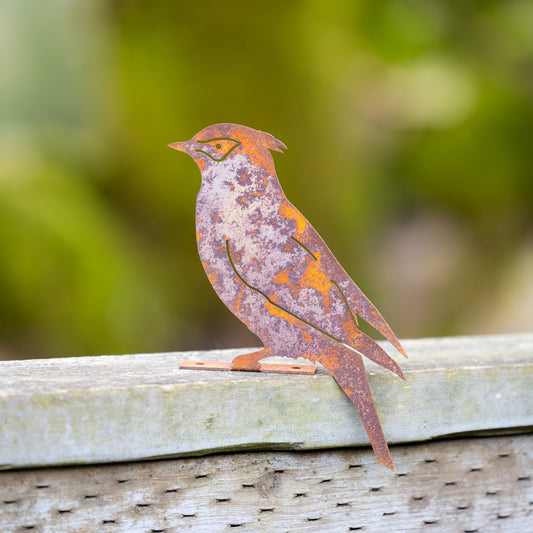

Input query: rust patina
[169,124,407,469]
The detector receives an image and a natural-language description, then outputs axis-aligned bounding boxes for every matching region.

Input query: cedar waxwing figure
[169,124,407,469]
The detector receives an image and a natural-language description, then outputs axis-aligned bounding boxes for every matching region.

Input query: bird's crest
[260,133,287,153]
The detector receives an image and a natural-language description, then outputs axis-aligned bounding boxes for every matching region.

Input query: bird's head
[168,123,286,174]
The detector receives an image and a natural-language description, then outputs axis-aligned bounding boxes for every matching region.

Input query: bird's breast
[196,182,286,245]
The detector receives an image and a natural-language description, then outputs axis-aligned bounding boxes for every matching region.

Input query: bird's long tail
[320,344,393,470]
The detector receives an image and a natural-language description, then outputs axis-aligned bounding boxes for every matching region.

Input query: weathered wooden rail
[1,334,532,531]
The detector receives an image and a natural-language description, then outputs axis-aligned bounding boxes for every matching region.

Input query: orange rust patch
[241,140,275,175]
[274,270,290,285]
[274,269,300,297]
[297,254,335,313]
[340,317,358,341]
[234,284,245,314]
[279,202,307,237]
[207,272,218,285]
[271,270,300,300]
[301,329,314,345]
[299,254,329,293]
[196,231,202,241]
[195,159,206,172]
[264,301,301,328]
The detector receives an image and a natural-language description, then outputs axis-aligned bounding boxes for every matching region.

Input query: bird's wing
[228,199,405,375]
[279,200,407,358]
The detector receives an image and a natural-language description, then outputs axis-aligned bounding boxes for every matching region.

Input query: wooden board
[0,334,532,469]
[0,434,531,532]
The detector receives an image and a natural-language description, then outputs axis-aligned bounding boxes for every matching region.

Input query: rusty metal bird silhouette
[169,123,407,469]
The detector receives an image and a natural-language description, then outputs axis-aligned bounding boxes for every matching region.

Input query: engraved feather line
[226,238,359,352]
[290,236,318,261]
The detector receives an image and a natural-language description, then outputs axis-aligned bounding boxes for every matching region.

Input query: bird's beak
[167,140,196,154]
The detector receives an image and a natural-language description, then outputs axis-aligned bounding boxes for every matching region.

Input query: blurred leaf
[0,145,169,357]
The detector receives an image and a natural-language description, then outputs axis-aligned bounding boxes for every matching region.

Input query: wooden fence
[1,333,532,531]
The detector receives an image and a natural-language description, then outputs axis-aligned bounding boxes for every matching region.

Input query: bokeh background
[2,0,532,360]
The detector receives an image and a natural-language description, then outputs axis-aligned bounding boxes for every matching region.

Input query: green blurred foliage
[1,0,532,358]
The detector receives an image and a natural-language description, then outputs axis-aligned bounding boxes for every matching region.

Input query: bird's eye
[196,138,241,162]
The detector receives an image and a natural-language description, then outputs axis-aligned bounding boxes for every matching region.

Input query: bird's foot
[231,351,266,372]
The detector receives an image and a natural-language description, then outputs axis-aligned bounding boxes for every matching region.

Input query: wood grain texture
[0,434,531,532]
[0,334,532,469]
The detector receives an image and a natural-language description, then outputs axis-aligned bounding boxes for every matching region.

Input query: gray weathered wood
[0,434,531,532]
[0,334,532,469]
